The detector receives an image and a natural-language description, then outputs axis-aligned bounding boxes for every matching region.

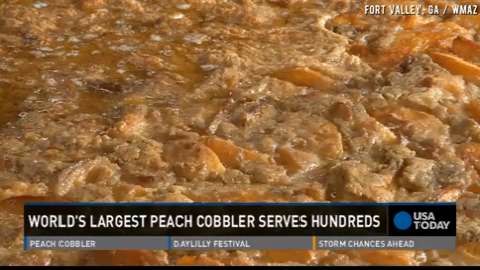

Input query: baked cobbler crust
[0,0,479,266]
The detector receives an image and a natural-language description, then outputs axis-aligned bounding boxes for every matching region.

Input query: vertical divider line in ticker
[168,235,172,250]
[386,205,389,236]
[311,236,316,250]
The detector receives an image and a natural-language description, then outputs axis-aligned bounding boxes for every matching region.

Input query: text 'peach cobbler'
[0,0,479,266]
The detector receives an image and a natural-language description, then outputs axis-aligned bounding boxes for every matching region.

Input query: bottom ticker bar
[25,236,455,250]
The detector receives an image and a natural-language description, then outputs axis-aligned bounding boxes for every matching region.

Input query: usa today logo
[393,211,412,230]
[393,211,450,230]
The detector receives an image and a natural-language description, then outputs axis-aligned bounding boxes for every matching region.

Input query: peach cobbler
[0,0,479,266]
